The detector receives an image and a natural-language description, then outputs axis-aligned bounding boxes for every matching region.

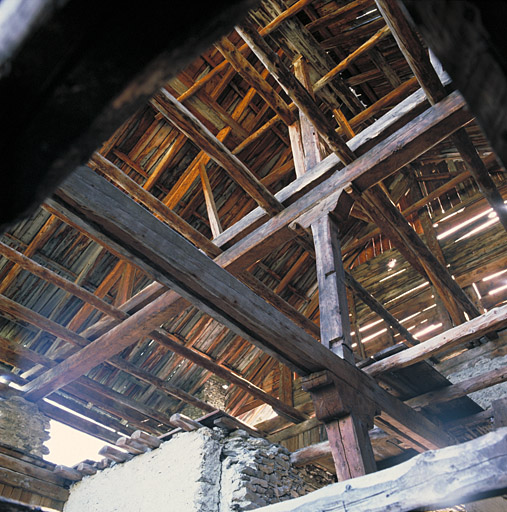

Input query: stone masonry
[63,426,334,512]
[0,396,50,457]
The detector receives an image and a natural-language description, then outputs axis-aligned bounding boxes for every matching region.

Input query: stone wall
[0,396,50,458]
[63,427,334,512]
[435,336,507,409]
[220,429,333,511]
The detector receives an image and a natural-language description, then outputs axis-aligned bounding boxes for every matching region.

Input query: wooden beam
[313,26,391,93]
[212,81,439,250]
[406,365,507,410]
[199,163,223,238]
[344,273,418,346]
[375,0,507,233]
[236,21,355,165]
[25,167,455,450]
[365,304,507,376]
[402,0,507,171]
[259,0,364,115]
[289,55,369,477]
[255,428,507,512]
[216,91,471,274]
[214,36,295,126]
[359,186,479,322]
[151,89,283,215]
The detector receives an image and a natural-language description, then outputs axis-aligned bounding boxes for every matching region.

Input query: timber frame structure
[0,0,506,509]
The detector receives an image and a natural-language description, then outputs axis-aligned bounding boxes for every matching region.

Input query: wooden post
[292,56,354,364]
[290,57,374,477]
[302,371,378,480]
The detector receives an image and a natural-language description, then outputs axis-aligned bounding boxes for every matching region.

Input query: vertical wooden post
[292,56,354,363]
[312,214,354,362]
[290,56,376,478]
[302,371,378,481]
[325,414,377,478]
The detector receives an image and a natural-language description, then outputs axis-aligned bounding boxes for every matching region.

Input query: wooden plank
[256,428,507,512]
[365,304,507,376]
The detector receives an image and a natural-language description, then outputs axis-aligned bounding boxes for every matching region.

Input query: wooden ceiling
[0,0,506,470]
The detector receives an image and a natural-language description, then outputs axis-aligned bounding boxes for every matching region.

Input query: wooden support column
[312,214,354,362]
[302,371,377,480]
[290,56,372,477]
[291,56,354,363]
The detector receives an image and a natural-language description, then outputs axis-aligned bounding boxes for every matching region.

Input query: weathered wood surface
[255,428,507,512]
[404,0,507,172]
[406,365,507,410]
[376,0,507,232]
[0,496,54,512]
[365,304,507,376]
[152,89,283,216]
[169,413,204,432]
[312,215,354,361]
[216,91,471,273]
[236,21,354,165]
[212,77,447,250]
[36,168,454,450]
[214,36,295,126]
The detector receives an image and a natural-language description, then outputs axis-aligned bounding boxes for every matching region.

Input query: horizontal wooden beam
[365,304,507,376]
[256,428,507,512]
[216,91,472,274]
[406,365,507,410]
[212,82,435,250]
[25,168,455,450]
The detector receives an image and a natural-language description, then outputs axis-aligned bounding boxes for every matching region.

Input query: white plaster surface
[63,428,222,512]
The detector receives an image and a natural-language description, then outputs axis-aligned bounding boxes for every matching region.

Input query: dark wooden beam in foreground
[20,168,457,452]
[256,428,507,512]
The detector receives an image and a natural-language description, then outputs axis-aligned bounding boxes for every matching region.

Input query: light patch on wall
[45,420,113,467]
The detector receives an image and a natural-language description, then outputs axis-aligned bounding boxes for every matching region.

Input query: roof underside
[0,0,506,470]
